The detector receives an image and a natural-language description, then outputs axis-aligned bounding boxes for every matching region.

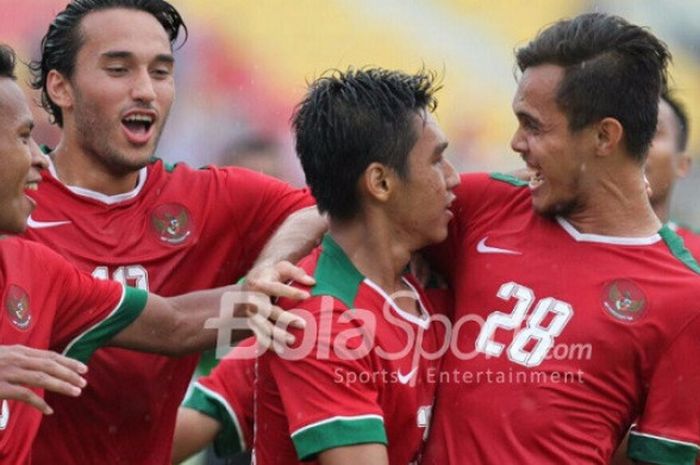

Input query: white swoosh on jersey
[397,367,418,385]
[0,400,9,430]
[476,237,521,255]
[27,215,72,229]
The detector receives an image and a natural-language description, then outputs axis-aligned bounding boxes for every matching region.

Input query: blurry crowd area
[2,0,700,218]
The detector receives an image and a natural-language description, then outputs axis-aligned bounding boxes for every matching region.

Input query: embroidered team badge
[150,203,193,245]
[602,279,647,322]
[5,284,31,330]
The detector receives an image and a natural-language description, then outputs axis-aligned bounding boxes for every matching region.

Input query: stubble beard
[73,98,168,177]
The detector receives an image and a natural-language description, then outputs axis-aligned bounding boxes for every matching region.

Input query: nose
[510,127,527,156]
[443,158,460,190]
[29,138,48,171]
[131,68,156,103]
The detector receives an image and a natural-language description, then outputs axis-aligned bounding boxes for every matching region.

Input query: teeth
[123,114,153,123]
[25,182,39,191]
[529,172,543,189]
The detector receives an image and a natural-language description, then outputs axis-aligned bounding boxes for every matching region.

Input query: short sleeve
[264,300,387,461]
[628,313,700,464]
[183,338,257,455]
[218,167,315,270]
[44,247,147,362]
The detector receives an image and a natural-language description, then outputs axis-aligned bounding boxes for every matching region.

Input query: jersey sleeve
[183,338,257,455]
[45,247,148,363]
[265,298,387,461]
[218,167,316,271]
[628,313,700,464]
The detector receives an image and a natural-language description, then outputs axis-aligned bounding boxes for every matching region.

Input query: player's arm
[318,444,388,465]
[108,261,313,356]
[171,407,221,464]
[173,339,255,463]
[0,345,87,415]
[246,206,327,279]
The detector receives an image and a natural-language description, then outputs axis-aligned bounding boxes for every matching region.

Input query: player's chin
[3,211,29,234]
[428,225,450,245]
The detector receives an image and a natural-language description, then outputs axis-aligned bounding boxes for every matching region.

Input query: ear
[675,153,692,179]
[595,117,624,157]
[46,70,74,112]
[363,162,394,203]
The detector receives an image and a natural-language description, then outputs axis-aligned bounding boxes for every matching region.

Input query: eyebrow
[516,111,540,125]
[101,50,175,64]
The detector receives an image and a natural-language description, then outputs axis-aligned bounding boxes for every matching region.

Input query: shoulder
[0,236,64,264]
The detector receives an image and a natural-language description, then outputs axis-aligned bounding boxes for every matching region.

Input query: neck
[51,139,141,196]
[565,165,662,237]
[328,216,412,294]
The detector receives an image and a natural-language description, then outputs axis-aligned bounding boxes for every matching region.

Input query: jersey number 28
[475,281,573,367]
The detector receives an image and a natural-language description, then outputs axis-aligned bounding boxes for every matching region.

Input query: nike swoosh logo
[397,367,418,385]
[476,237,521,255]
[0,400,9,430]
[27,215,72,229]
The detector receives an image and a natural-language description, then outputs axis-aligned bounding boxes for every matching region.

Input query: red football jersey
[183,337,257,456]
[0,237,146,465]
[255,235,445,465]
[670,221,700,259]
[422,172,700,465]
[23,159,314,465]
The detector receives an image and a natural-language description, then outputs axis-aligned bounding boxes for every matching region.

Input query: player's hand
[239,261,313,352]
[0,345,88,415]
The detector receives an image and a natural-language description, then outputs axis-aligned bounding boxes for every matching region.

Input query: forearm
[107,262,311,356]
[172,407,221,464]
[108,285,245,356]
[251,206,327,271]
[318,444,388,465]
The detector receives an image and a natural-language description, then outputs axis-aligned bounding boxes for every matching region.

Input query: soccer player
[253,67,457,465]
[646,92,700,255]
[421,13,700,465]
[24,1,323,464]
[0,44,308,465]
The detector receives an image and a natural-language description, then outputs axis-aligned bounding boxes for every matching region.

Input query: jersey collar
[47,157,147,205]
[556,217,661,245]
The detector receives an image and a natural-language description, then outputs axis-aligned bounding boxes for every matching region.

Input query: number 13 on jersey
[475,281,573,367]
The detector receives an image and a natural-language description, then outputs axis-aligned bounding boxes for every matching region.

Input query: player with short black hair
[423,13,700,465]
[254,67,457,465]
[645,92,700,256]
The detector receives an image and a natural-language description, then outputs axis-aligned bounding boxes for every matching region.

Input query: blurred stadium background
[2,0,700,222]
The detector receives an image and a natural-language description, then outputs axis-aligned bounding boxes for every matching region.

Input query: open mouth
[121,112,155,144]
[122,114,153,133]
[24,181,39,191]
[529,170,544,190]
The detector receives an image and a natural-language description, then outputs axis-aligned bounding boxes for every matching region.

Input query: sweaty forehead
[78,8,171,57]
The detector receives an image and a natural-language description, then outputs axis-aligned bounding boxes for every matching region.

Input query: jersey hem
[291,415,386,460]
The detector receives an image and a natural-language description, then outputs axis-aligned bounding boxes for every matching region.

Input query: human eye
[105,64,128,76]
[151,67,172,80]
